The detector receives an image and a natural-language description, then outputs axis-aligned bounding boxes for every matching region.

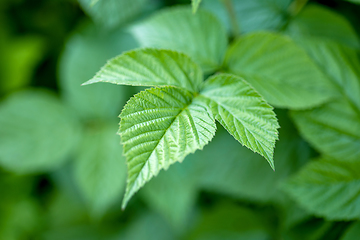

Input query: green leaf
[138,110,310,224]
[296,40,360,111]
[283,158,360,220]
[120,87,216,208]
[78,0,147,29]
[202,0,292,34]
[341,222,360,240]
[291,101,360,162]
[224,32,336,109]
[59,24,137,120]
[201,74,279,168]
[130,7,227,73]
[84,48,203,93]
[291,40,360,161]
[192,0,202,13]
[286,4,360,48]
[0,90,81,173]
[74,122,127,219]
[193,110,311,203]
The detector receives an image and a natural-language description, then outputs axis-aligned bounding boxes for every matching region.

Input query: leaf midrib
[126,98,196,195]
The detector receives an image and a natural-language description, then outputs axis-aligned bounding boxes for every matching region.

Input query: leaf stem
[222,0,241,37]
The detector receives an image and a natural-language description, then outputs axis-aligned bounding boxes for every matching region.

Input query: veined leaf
[283,158,360,220]
[138,110,310,224]
[201,74,279,168]
[291,40,360,161]
[74,122,126,219]
[131,7,227,73]
[83,48,203,93]
[0,90,81,173]
[224,32,336,109]
[193,110,310,203]
[192,0,202,13]
[120,87,216,208]
[286,4,360,48]
[78,0,147,29]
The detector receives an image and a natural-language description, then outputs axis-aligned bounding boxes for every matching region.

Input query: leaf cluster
[1,0,360,239]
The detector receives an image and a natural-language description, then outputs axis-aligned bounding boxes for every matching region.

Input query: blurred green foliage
[0,0,360,239]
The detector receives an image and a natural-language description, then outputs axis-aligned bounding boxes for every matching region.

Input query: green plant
[85,0,360,215]
[1,0,360,239]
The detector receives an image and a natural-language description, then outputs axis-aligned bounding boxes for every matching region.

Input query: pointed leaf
[0,90,81,173]
[201,74,279,168]
[192,0,202,13]
[84,48,203,93]
[283,158,360,220]
[291,40,360,161]
[192,110,311,203]
[74,123,126,219]
[224,32,336,109]
[286,4,360,48]
[131,7,227,73]
[120,87,216,208]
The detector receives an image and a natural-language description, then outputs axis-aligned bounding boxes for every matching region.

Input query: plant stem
[222,0,241,37]
[288,0,309,17]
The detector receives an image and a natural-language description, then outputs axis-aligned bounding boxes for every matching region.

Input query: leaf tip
[269,159,275,171]
[81,79,96,86]
[121,195,130,210]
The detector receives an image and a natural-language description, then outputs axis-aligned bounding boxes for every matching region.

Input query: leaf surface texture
[120,87,216,208]
[84,48,203,93]
[201,74,279,168]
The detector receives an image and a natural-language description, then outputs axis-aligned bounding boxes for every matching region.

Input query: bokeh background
[0,0,360,239]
